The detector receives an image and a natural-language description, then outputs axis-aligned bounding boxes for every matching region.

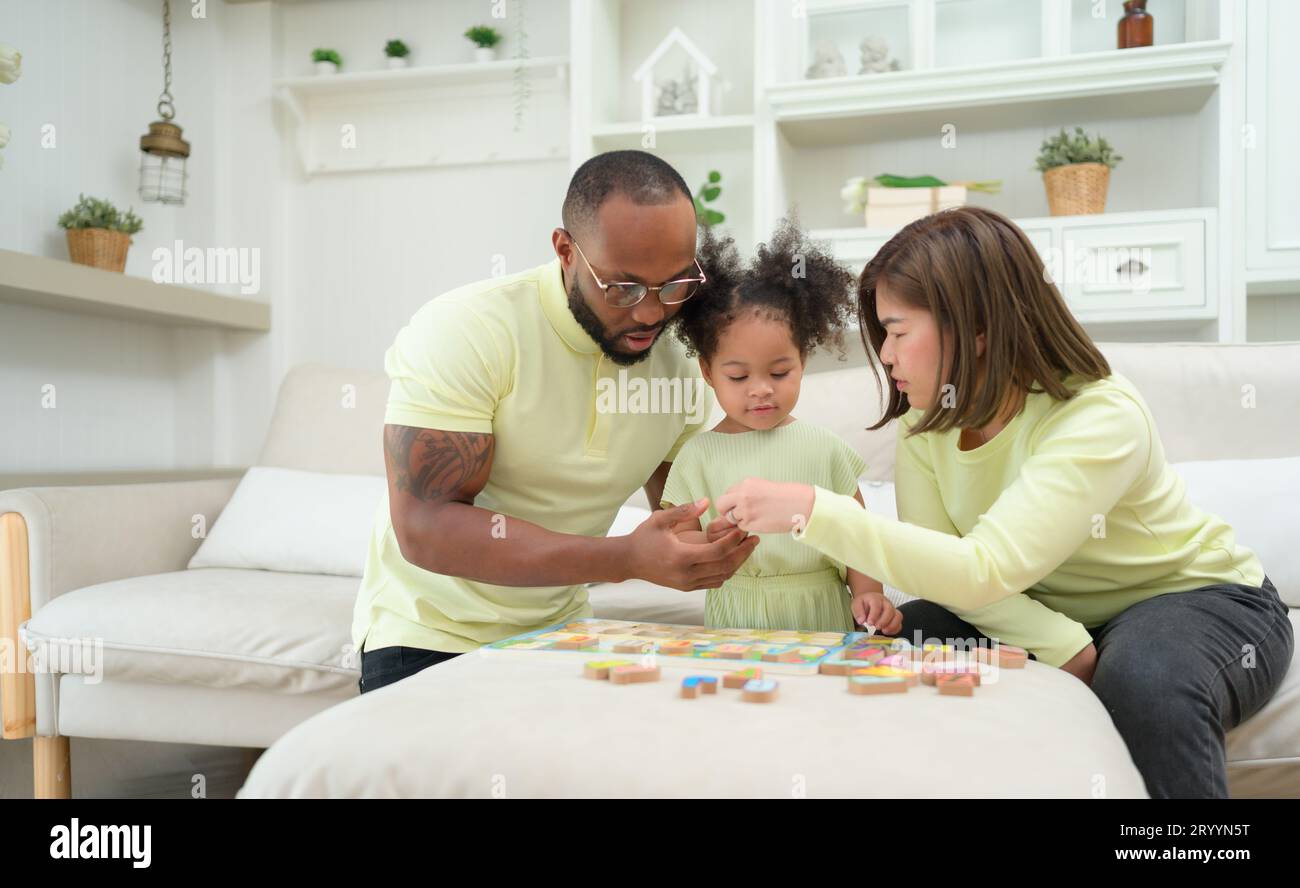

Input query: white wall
[0,0,274,475]
[270,0,572,376]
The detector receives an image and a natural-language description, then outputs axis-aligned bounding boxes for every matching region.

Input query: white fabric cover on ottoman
[238,650,1147,798]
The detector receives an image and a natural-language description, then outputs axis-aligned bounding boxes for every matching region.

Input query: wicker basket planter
[1043,162,1110,216]
[65,228,131,272]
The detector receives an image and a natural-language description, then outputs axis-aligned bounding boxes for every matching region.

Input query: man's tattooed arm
[383,424,493,504]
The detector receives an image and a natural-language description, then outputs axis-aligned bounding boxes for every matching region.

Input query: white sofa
[2,342,1297,798]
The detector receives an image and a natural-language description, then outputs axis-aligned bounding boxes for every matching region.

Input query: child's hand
[851,591,902,636]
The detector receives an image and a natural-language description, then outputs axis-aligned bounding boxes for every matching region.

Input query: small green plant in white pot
[385,39,410,70]
[312,48,342,75]
[465,25,501,63]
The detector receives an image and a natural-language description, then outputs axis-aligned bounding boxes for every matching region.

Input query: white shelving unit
[568,0,1252,342]
[812,206,1218,326]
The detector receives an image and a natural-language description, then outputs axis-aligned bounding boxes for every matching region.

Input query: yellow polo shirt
[352,258,713,654]
[796,371,1264,666]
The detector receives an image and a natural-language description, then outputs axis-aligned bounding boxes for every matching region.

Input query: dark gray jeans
[897,575,1294,799]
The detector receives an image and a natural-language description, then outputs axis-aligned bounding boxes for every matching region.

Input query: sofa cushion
[23,568,360,694]
[188,467,385,578]
[1171,457,1300,608]
[258,363,390,476]
[1226,610,1300,797]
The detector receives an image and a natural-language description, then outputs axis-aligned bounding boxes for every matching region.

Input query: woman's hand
[714,478,817,535]
[1059,642,1098,686]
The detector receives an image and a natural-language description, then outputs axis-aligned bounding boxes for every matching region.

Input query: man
[351,150,759,693]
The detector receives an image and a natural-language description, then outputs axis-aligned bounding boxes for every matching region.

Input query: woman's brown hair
[859,206,1110,435]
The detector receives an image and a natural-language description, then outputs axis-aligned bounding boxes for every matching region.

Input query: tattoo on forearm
[384,426,493,502]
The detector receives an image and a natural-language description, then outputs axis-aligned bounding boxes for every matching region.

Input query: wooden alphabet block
[741,678,779,703]
[680,675,718,696]
[552,634,599,650]
[723,667,763,689]
[848,675,908,695]
[609,664,661,684]
[583,659,632,680]
[851,665,920,687]
[937,673,977,697]
[715,643,752,659]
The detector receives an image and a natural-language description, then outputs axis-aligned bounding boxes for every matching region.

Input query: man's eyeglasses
[567,233,706,308]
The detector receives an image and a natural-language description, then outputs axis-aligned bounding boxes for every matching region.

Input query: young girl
[661,218,900,635]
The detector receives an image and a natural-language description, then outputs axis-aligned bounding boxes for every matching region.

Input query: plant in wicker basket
[57,193,144,273]
[1035,127,1123,216]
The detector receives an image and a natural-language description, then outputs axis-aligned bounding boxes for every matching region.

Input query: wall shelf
[273,55,570,106]
[590,114,754,152]
[274,56,570,176]
[767,40,1230,131]
[0,250,271,331]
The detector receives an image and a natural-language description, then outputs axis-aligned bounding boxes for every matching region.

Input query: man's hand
[703,512,750,543]
[623,499,759,591]
[1059,642,1098,686]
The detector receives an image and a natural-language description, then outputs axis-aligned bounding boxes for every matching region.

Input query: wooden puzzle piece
[936,673,977,697]
[818,658,864,676]
[714,643,752,659]
[552,635,599,650]
[681,675,720,698]
[723,667,764,689]
[612,640,654,654]
[609,664,661,684]
[851,665,920,687]
[655,640,695,656]
[843,646,885,662]
[914,643,957,663]
[741,678,779,703]
[583,659,632,680]
[922,662,981,686]
[848,675,908,695]
[763,651,807,664]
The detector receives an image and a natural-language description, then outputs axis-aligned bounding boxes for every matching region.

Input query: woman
[715,207,1293,798]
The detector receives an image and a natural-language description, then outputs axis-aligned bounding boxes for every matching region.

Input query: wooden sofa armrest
[0,477,240,740]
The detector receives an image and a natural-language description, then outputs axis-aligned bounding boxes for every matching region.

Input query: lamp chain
[157,0,175,120]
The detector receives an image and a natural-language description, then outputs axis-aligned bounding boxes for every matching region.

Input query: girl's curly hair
[672,215,856,363]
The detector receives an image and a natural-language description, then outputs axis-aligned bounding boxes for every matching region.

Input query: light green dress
[660,420,867,632]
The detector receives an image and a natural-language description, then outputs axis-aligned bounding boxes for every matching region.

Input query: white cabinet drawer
[823,230,893,265]
[1054,218,1206,317]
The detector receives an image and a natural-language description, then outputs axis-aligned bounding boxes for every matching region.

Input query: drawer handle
[1116,257,1149,279]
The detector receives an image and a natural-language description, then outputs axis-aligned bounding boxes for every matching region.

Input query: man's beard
[567,278,662,367]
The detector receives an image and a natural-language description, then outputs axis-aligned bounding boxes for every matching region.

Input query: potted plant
[1035,127,1123,216]
[694,170,725,227]
[312,48,342,75]
[57,194,144,273]
[464,25,501,63]
[385,39,410,70]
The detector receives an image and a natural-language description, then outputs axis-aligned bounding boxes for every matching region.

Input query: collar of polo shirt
[540,257,603,355]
